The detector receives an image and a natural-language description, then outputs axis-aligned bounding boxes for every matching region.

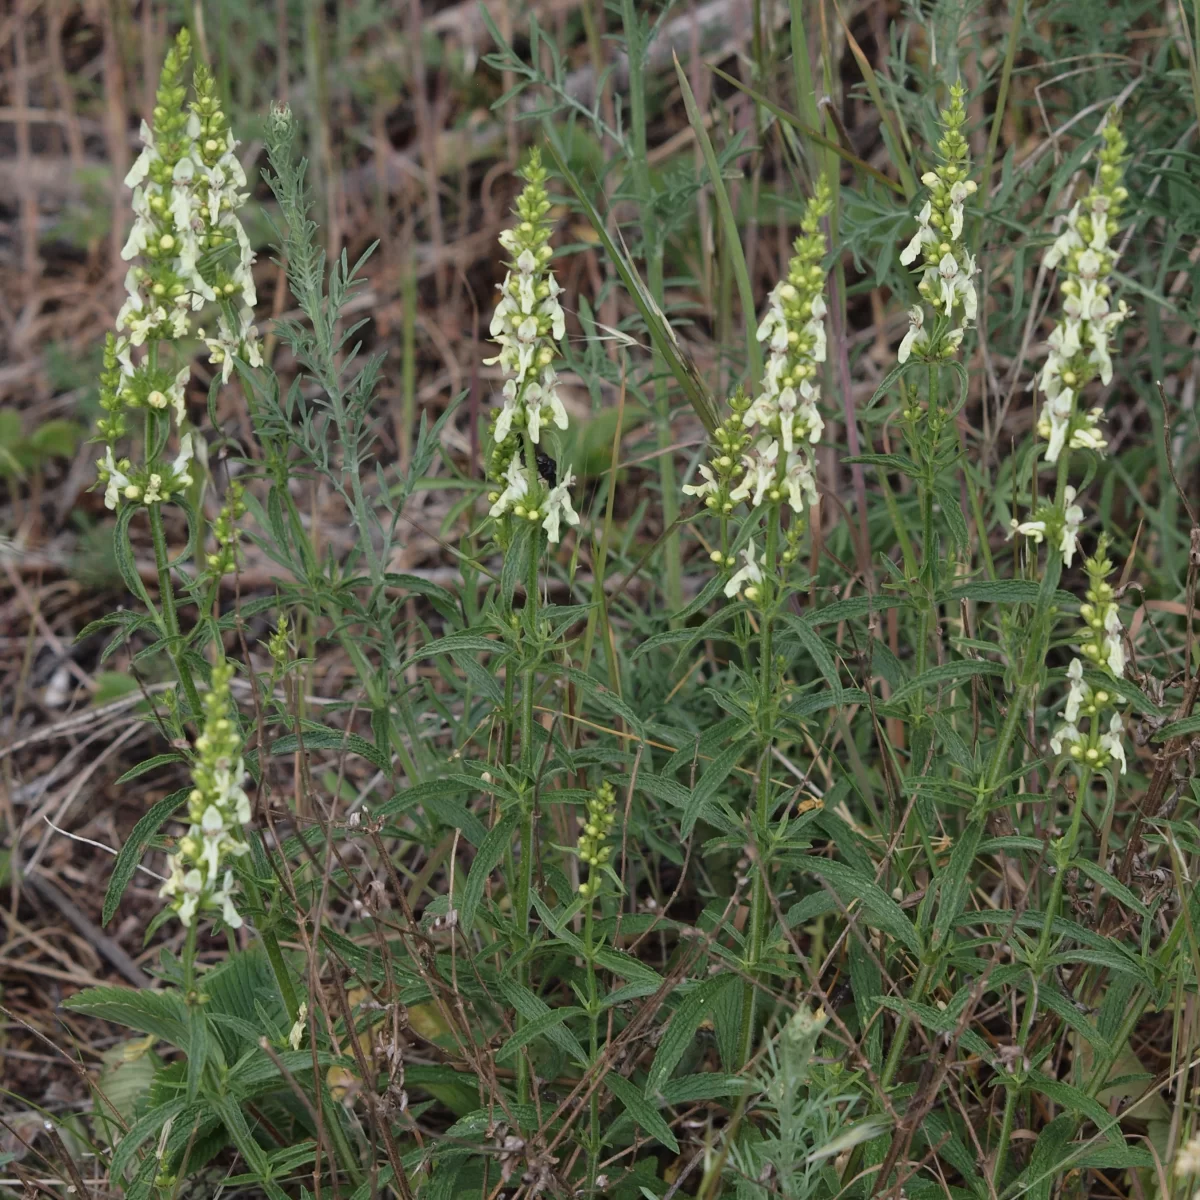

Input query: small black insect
[535,452,557,487]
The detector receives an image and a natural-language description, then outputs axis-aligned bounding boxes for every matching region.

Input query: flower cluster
[1009,485,1084,567]
[898,82,979,364]
[1176,1135,1200,1181]
[205,480,246,576]
[94,30,260,512]
[575,781,617,897]
[1049,542,1128,775]
[1036,115,1130,463]
[160,660,252,927]
[726,179,831,520]
[485,151,578,546]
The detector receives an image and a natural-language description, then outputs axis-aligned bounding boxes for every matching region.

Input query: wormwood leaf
[604,1072,680,1153]
[270,726,390,773]
[806,859,922,954]
[495,1006,584,1063]
[885,659,1005,706]
[102,787,189,926]
[460,811,519,931]
[806,1116,893,1163]
[646,974,738,1095]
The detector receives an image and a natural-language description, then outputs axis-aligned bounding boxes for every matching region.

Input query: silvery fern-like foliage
[726,1009,876,1200]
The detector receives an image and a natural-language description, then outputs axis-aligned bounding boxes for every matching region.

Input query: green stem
[181,918,199,1002]
[991,768,1091,1189]
[979,0,1028,218]
[245,874,300,1023]
[147,501,203,721]
[880,961,932,1090]
[584,884,601,1190]
[516,516,542,1106]
[738,510,780,1067]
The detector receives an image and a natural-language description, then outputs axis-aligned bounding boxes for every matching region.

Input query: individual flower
[897,306,927,364]
[1036,114,1130,464]
[730,437,780,510]
[542,469,580,543]
[898,82,979,362]
[289,1001,309,1051]
[160,660,252,929]
[1008,487,1084,567]
[725,541,764,601]
[485,151,579,547]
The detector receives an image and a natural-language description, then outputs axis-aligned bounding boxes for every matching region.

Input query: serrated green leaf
[64,986,189,1047]
[460,811,518,932]
[886,659,1005,706]
[646,974,738,1095]
[114,754,187,785]
[102,788,189,925]
[806,859,922,954]
[270,726,390,773]
[495,1006,584,1063]
[604,1071,679,1153]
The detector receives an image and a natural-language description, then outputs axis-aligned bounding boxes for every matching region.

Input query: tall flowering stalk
[1037,117,1130,464]
[574,780,618,1191]
[990,115,1134,1189]
[897,81,978,368]
[93,30,260,723]
[484,151,578,1104]
[684,180,831,1067]
[883,81,979,777]
[485,149,578,546]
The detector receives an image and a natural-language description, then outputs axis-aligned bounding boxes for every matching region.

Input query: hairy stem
[148,501,203,721]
